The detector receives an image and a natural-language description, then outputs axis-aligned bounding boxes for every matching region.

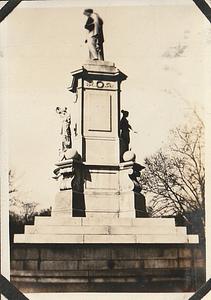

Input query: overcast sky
[2,1,209,209]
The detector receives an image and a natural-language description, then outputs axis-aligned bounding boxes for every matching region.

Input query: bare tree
[9,170,22,212]
[141,117,205,234]
[22,201,39,222]
[9,170,38,218]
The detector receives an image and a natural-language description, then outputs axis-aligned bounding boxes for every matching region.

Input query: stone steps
[14,216,198,244]
[24,224,187,235]
[34,216,176,227]
[14,233,198,244]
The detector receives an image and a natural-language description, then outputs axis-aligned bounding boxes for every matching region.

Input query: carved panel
[84,80,115,90]
[85,92,112,132]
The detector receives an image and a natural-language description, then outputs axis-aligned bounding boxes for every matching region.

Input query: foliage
[142,117,205,238]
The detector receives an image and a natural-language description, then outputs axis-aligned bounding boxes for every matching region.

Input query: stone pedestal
[69,60,126,166]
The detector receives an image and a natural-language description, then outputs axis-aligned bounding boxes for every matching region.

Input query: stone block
[34,216,51,225]
[111,246,138,260]
[38,277,89,284]
[109,226,178,235]
[84,195,120,212]
[84,234,136,243]
[110,246,166,260]
[11,248,26,260]
[82,217,132,226]
[144,259,178,269]
[14,234,84,244]
[178,248,192,258]
[178,258,192,268]
[84,138,119,165]
[35,216,82,226]
[23,260,38,271]
[52,190,73,218]
[90,277,136,283]
[176,227,187,234]
[194,259,205,268]
[81,247,111,260]
[10,260,24,270]
[132,218,176,227]
[193,248,203,258]
[162,248,178,258]
[78,260,109,270]
[85,170,118,191]
[113,260,143,269]
[11,247,39,260]
[41,247,82,260]
[25,225,109,235]
[188,235,199,243]
[119,193,136,218]
[137,234,188,244]
[12,276,37,283]
[40,260,78,271]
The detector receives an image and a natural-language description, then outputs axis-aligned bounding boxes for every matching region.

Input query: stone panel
[84,138,119,164]
[85,92,112,133]
[85,171,118,190]
[52,190,73,217]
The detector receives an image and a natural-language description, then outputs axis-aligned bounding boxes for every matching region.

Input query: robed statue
[56,107,72,153]
[120,110,137,161]
[83,8,104,60]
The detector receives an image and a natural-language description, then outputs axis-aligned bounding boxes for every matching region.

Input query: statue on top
[83,8,104,60]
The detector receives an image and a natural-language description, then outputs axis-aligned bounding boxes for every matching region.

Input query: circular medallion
[96,81,104,88]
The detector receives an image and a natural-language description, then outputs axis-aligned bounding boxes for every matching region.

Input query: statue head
[83,8,93,17]
[121,110,129,118]
[56,107,68,116]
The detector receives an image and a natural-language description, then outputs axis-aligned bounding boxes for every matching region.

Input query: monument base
[11,243,205,293]
[14,216,198,244]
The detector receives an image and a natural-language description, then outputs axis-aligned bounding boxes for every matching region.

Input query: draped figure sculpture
[56,107,72,153]
[84,8,104,60]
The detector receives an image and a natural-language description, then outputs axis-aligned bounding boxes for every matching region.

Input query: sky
[1,1,209,209]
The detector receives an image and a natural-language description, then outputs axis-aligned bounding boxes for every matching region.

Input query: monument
[11,9,204,292]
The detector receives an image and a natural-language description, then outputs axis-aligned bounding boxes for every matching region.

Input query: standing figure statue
[83,8,104,60]
[56,107,72,153]
[120,110,137,161]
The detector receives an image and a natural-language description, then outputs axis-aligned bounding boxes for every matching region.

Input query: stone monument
[12,10,204,292]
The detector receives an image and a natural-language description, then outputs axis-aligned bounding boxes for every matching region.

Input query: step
[34,216,176,227]
[24,225,186,235]
[14,233,198,244]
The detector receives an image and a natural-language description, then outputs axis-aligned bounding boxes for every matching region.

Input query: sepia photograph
[0,0,210,298]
